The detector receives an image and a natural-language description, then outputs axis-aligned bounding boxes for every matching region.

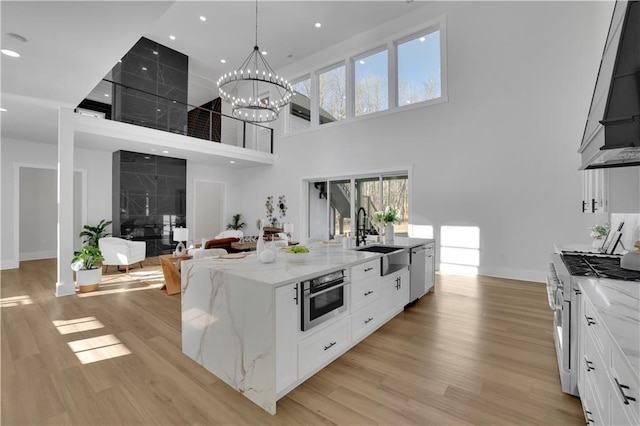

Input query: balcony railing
[76,79,274,154]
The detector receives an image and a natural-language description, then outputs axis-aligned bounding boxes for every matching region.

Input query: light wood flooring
[1,258,584,425]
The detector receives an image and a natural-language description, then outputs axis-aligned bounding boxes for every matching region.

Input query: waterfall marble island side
[180,239,432,414]
[180,244,380,414]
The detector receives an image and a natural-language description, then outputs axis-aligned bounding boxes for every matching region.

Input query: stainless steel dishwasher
[410,243,435,303]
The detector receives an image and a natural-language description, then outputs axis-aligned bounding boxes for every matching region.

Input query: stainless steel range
[547,251,640,397]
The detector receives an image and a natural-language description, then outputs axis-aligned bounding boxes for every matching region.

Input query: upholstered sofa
[99,237,146,273]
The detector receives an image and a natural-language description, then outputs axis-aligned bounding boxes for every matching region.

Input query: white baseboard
[1,259,19,270]
[20,251,57,261]
[477,267,545,283]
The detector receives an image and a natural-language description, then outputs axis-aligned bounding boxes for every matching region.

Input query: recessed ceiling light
[162,150,169,154]
[169,35,176,40]
[315,22,322,28]
[153,50,158,55]
[0,108,7,112]
[157,109,161,112]
[261,51,267,55]
[419,37,426,42]
[1,49,20,58]
[359,60,365,65]
[104,93,110,97]
[141,66,147,71]
[144,156,151,159]
[220,59,226,63]
[200,16,207,22]
[229,160,235,164]
[118,59,122,63]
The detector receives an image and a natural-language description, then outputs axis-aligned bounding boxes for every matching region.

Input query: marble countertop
[182,243,382,287]
[578,277,640,378]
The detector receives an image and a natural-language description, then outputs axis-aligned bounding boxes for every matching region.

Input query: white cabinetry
[581,167,640,213]
[425,242,435,293]
[380,268,410,321]
[298,316,351,379]
[578,285,640,425]
[275,282,298,394]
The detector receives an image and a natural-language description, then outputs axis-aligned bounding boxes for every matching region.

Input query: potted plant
[590,223,610,247]
[371,206,400,243]
[227,213,246,231]
[72,219,112,292]
[71,246,103,292]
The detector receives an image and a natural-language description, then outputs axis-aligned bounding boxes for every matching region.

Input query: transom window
[287,17,446,132]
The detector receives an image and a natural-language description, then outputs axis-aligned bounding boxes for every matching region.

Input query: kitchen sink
[356,245,403,254]
[355,245,410,276]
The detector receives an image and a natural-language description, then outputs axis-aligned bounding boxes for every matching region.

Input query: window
[382,175,408,234]
[354,49,388,116]
[318,64,345,125]
[290,77,311,130]
[397,29,441,107]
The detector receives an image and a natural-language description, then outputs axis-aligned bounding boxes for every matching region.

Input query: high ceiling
[1,1,428,155]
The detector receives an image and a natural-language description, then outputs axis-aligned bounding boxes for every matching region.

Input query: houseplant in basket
[71,246,103,292]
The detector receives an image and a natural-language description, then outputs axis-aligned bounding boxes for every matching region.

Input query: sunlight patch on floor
[0,295,33,308]
[67,334,131,364]
[53,316,105,334]
[77,283,164,298]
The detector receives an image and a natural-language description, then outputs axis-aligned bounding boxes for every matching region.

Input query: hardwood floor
[1,259,584,425]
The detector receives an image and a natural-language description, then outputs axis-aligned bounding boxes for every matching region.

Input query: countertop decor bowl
[282,251,310,263]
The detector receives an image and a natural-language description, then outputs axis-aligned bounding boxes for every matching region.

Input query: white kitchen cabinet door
[380,268,410,320]
[275,282,299,394]
[425,243,435,293]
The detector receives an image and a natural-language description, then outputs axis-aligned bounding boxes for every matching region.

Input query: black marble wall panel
[112,37,188,134]
[112,150,186,257]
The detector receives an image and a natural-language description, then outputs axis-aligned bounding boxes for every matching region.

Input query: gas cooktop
[561,254,640,282]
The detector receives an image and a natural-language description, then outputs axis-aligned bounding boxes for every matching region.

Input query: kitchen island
[181,238,432,414]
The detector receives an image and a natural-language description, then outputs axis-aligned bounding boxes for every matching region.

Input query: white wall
[233,1,615,281]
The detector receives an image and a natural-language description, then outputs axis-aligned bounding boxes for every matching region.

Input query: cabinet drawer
[582,373,603,426]
[351,259,379,283]
[351,299,381,342]
[583,297,608,364]
[584,329,609,416]
[610,347,640,422]
[298,317,351,379]
[351,277,379,312]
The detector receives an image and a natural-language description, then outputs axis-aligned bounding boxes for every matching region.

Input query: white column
[56,107,76,297]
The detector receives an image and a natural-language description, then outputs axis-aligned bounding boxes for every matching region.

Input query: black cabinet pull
[585,410,594,424]
[585,358,594,372]
[614,378,637,405]
[591,198,597,213]
[584,315,595,326]
[323,342,337,351]
[294,284,298,305]
[364,290,373,296]
[364,267,373,272]
[582,200,587,213]
[573,288,582,295]
[365,317,374,324]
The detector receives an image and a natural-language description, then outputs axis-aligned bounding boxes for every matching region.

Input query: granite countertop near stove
[578,277,640,378]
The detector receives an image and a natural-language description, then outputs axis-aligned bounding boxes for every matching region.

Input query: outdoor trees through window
[319,64,345,125]
[355,49,388,116]
[397,30,441,106]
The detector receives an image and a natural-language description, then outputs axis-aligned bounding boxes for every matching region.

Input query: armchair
[99,237,146,274]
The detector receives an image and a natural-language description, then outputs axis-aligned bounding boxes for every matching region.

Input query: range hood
[579,0,640,170]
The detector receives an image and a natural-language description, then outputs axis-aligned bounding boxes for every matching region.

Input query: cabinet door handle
[585,410,594,424]
[364,290,373,296]
[365,317,374,324]
[584,315,595,326]
[573,288,582,295]
[294,284,299,305]
[591,198,597,213]
[585,358,594,372]
[323,341,337,351]
[364,267,374,272]
[582,200,587,213]
[614,378,637,405]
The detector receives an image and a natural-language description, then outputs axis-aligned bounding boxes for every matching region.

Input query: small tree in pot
[72,219,112,293]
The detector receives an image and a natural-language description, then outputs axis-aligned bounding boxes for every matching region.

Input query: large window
[308,173,409,240]
[318,64,346,125]
[397,29,441,106]
[354,49,388,116]
[290,77,311,130]
[440,226,480,275]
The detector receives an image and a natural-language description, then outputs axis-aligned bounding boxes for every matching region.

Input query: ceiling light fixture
[315,22,322,28]
[229,160,236,164]
[169,35,176,40]
[1,33,26,58]
[0,108,7,112]
[1,48,20,58]
[220,59,226,63]
[216,0,293,123]
[200,16,207,22]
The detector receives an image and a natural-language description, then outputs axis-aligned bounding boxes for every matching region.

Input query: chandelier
[217,0,293,123]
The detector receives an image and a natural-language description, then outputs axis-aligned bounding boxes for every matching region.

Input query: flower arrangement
[371,206,400,229]
[589,223,610,240]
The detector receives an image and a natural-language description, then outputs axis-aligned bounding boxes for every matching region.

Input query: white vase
[385,223,395,244]
[256,230,265,257]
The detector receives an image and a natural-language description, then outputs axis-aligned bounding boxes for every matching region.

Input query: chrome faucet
[356,207,367,247]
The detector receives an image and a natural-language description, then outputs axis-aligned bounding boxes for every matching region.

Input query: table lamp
[173,227,189,255]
